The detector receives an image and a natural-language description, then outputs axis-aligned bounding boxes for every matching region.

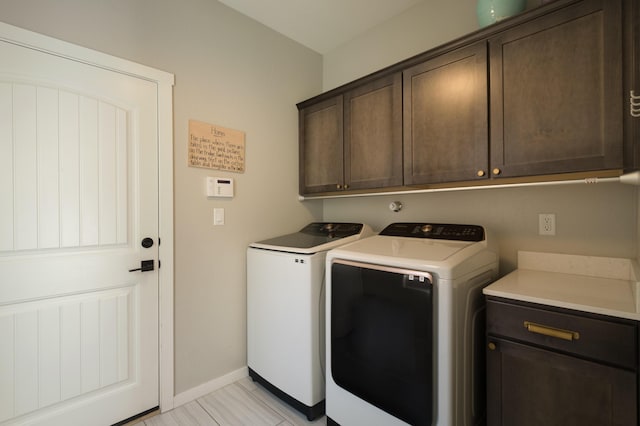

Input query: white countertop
[483,251,640,321]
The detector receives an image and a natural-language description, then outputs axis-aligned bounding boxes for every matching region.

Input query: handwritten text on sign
[188,120,245,173]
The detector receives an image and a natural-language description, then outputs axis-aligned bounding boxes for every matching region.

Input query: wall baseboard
[172,366,249,409]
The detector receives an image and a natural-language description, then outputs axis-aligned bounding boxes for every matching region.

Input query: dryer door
[330,260,434,426]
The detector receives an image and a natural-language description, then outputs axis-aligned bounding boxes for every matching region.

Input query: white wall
[0,0,323,395]
[319,0,638,272]
[323,0,478,90]
[323,184,637,275]
[638,188,640,262]
[323,0,542,90]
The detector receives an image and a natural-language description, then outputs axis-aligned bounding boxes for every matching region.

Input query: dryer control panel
[379,223,485,242]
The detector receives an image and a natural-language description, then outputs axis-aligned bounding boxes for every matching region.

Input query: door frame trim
[0,21,176,413]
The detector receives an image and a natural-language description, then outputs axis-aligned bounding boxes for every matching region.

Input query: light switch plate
[214,208,225,226]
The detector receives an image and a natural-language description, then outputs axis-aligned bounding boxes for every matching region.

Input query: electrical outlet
[538,213,556,236]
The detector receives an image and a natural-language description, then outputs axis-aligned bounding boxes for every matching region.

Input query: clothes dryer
[326,223,498,426]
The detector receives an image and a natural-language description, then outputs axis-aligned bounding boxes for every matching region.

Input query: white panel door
[0,36,159,426]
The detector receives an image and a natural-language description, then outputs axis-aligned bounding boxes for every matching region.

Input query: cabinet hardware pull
[630,90,640,117]
[492,168,501,175]
[336,184,342,189]
[524,321,579,341]
[477,170,485,177]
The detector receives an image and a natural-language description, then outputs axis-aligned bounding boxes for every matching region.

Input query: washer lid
[250,222,369,253]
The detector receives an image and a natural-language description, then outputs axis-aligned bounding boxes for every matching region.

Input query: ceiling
[218,0,425,54]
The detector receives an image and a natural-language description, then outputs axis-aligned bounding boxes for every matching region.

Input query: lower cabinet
[486,298,638,426]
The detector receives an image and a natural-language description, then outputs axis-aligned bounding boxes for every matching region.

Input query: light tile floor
[131,377,326,426]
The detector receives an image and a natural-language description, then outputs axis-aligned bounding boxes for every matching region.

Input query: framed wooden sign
[188,119,245,172]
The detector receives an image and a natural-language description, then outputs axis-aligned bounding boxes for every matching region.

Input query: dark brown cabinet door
[487,338,637,426]
[486,298,638,426]
[299,74,402,195]
[489,0,624,178]
[344,73,402,190]
[299,95,343,194]
[624,0,640,170]
[403,41,488,185]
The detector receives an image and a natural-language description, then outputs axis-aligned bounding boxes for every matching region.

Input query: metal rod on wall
[298,171,640,201]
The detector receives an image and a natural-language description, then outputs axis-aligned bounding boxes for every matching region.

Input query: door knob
[141,237,154,248]
[129,260,154,272]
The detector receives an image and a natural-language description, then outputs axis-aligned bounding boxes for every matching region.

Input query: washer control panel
[379,223,485,242]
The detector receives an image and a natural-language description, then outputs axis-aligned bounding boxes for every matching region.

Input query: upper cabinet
[344,74,403,191]
[625,0,640,169]
[297,0,635,197]
[299,73,402,195]
[404,41,488,185]
[298,95,343,194]
[489,0,623,178]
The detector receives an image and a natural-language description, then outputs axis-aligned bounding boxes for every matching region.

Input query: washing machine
[325,222,498,426]
[247,222,373,420]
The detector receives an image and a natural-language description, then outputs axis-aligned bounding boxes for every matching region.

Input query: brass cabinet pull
[492,168,501,175]
[336,184,342,189]
[477,170,485,177]
[524,321,580,341]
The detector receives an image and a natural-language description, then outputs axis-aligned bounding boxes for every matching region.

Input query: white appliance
[325,223,498,426]
[247,222,373,420]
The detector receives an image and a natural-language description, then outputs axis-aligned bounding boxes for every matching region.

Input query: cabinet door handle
[630,90,640,117]
[523,321,580,341]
